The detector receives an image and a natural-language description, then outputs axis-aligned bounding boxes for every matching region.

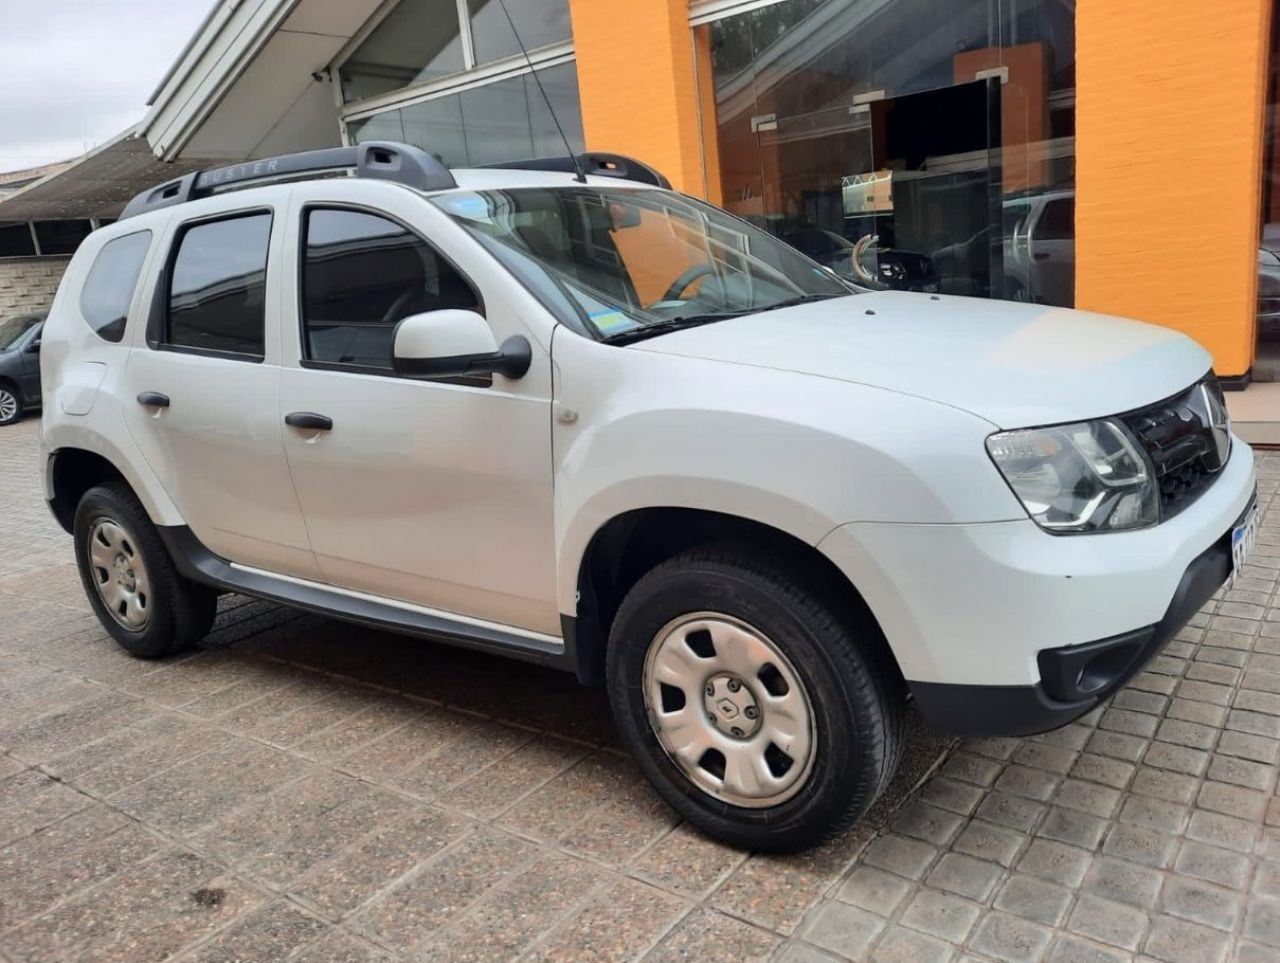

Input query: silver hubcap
[642,613,816,808]
[87,519,151,630]
[0,390,16,422]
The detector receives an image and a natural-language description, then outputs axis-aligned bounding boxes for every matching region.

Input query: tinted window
[1038,198,1074,241]
[301,208,479,369]
[80,231,152,342]
[0,221,36,257]
[166,214,271,358]
[33,220,93,255]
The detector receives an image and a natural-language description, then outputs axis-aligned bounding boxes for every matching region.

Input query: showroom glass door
[693,0,1077,306]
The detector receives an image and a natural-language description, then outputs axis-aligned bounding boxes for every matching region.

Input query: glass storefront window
[694,0,1076,307]
[1258,7,1280,375]
[339,0,466,103]
[468,0,572,65]
[348,61,584,168]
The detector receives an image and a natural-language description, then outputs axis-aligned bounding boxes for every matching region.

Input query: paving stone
[797,901,883,961]
[1081,856,1164,909]
[181,901,330,963]
[942,752,1003,787]
[891,800,966,846]
[1217,729,1280,764]
[1130,766,1200,804]
[1111,688,1168,716]
[975,791,1046,832]
[1186,809,1258,854]
[1142,742,1209,777]
[1013,741,1079,774]
[1167,697,1229,728]
[1066,894,1149,950]
[868,926,953,963]
[1071,753,1135,789]
[1045,935,1131,963]
[1101,707,1160,738]
[834,866,913,917]
[1119,794,1189,833]
[1101,823,1177,868]
[1085,729,1148,762]
[1243,897,1280,948]
[1017,840,1093,887]
[953,818,1026,868]
[1207,755,1276,797]
[1173,840,1252,890]
[993,874,1072,926]
[1038,806,1109,849]
[900,887,982,942]
[1158,876,1242,931]
[1143,914,1231,963]
[862,834,938,880]
[1226,708,1280,738]
[926,852,1003,901]
[968,912,1052,963]
[1196,780,1269,821]
[994,764,1061,801]
[1055,778,1123,818]
[525,879,688,963]
[919,776,985,816]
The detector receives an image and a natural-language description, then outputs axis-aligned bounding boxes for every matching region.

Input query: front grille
[1120,376,1230,519]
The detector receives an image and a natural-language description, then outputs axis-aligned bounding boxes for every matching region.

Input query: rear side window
[300,208,480,370]
[165,212,272,359]
[80,230,152,342]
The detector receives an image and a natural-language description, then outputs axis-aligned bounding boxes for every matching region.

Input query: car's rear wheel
[74,482,217,658]
[0,385,21,426]
[606,545,904,852]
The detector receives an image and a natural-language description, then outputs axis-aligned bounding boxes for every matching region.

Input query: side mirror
[392,309,531,380]
[26,338,41,354]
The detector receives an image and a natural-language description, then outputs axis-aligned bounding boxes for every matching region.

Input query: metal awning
[0,131,205,221]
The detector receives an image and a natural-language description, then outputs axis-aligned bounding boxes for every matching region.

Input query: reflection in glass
[339,0,465,103]
[694,0,1076,306]
[468,0,572,64]
[1258,9,1280,372]
[167,214,271,357]
[349,62,583,168]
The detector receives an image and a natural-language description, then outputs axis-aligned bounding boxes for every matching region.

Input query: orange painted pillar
[1076,0,1272,377]
[567,0,706,195]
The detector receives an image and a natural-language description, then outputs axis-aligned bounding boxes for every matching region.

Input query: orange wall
[567,0,705,194]
[1076,0,1271,377]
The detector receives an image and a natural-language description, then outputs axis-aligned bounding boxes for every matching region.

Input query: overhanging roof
[0,131,204,220]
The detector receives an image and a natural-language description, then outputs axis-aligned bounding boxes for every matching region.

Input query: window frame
[295,202,487,381]
[148,208,275,364]
[78,229,154,344]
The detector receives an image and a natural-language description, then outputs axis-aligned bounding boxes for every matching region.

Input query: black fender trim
[157,525,573,670]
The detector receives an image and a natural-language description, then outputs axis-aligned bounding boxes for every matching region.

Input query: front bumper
[908,493,1250,736]
[817,438,1256,736]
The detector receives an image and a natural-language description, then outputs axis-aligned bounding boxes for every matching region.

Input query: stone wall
[0,257,71,316]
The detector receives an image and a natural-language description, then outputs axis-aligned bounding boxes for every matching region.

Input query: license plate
[1228,506,1260,591]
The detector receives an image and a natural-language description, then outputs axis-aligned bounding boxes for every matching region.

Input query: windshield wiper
[600,312,747,345]
[753,292,846,313]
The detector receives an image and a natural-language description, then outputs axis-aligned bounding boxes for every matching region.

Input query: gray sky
[0,0,216,173]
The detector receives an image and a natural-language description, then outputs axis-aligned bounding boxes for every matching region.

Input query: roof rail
[119,142,457,220]
[484,152,671,189]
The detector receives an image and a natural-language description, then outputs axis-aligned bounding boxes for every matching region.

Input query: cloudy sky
[0,0,216,173]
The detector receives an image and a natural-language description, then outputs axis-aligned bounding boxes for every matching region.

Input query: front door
[121,207,319,579]
[277,192,559,636]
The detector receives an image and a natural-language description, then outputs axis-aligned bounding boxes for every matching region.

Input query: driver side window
[300,207,480,370]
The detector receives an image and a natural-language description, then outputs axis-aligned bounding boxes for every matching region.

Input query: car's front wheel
[0,384,22,426]
[73,482,217,658]
[606,546,904,852]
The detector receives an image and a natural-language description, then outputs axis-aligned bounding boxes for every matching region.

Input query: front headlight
[986,419,1159,533]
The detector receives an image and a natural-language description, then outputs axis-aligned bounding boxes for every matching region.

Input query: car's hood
[632,291,1212,428]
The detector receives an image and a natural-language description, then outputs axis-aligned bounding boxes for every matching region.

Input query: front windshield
[0,315,40,351]
[432,186,855,341]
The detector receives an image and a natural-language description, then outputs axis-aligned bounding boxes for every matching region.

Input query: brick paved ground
[0,415,1277,963]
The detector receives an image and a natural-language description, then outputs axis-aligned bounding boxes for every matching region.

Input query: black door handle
[285,411,333,431]
[137,392,170,408]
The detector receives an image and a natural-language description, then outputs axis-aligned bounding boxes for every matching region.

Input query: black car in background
[0,313,44,425]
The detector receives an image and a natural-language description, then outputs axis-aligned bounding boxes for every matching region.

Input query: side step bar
[157,526,568,668]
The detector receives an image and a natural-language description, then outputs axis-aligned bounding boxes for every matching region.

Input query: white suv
[40,143,1259,851]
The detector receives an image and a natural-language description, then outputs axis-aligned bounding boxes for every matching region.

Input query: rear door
[121,196,320,579]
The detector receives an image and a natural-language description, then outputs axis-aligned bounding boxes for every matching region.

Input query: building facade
[4,0,1277,385]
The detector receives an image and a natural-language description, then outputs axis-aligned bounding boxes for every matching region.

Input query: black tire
[73,482,217,658]
[606,545,905,853]
[0,383,22,426]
